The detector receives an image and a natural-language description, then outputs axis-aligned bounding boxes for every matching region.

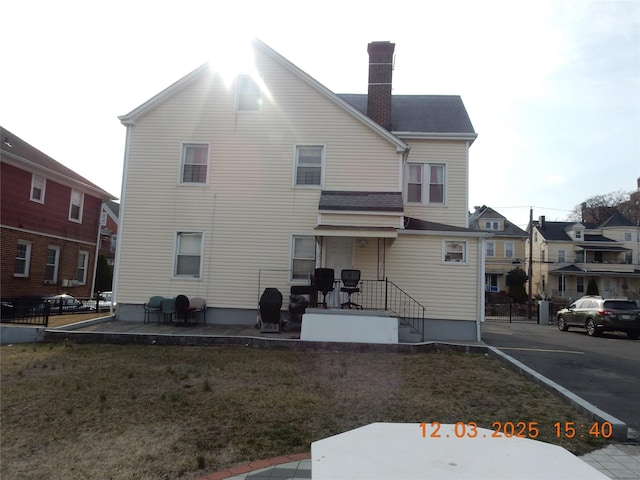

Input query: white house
[114,39,488,341]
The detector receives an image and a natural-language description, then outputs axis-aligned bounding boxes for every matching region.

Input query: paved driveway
[481,322,640,437]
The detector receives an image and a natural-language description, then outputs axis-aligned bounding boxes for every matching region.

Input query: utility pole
[528,207,533,319]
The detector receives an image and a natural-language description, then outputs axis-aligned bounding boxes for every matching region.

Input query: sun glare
[207,35,270,100]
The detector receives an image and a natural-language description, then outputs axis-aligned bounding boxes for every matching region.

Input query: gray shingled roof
[319,191,404,212]
[404,216,476,233]
[599,211,635,228]
[338,94,475,134]
[469,205,528,237]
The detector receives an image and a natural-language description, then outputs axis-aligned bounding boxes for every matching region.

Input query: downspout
[90,202,104,304]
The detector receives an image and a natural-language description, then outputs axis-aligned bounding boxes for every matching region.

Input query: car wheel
[586,319,601,337]
[627,331,639,340]
[557,316,569,332]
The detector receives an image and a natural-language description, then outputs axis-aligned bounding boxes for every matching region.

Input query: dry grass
[1,343,610,480]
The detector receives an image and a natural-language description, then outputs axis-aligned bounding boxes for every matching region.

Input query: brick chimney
[367,41,395,130]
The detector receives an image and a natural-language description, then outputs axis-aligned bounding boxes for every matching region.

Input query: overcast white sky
[2,0,638,228]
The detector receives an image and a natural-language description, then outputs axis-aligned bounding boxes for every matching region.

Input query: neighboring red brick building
[1,126,116,300]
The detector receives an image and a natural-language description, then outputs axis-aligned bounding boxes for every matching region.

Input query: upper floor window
[575,230,582,239]
[557,249,566,263]
[484,221,499,230]
[624,232,632,242]
[291,235,315,281]
[295,145,323,186]
[444,240,466,263]
[504,241,514,259]
[406,163,445,204]
[485,241,495,257]
[14,240,31,277]
[181,143,209,184]
[237,75,261,111]
[69,190,84,223]
[30,174,46,203]
[175,232,203,278]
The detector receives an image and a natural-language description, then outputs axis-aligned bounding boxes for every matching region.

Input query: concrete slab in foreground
[312,423,609,480]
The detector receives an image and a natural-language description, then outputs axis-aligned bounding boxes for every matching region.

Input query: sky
[2,0,638,229]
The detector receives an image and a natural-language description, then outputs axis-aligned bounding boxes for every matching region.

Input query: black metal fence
[1,298,50,326]
[484,301,538,324]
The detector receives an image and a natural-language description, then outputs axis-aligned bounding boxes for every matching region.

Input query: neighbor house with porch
[113,39,488,341]
[528,213,640,301]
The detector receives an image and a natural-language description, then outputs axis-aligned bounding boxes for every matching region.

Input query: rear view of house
[114,40,488,341]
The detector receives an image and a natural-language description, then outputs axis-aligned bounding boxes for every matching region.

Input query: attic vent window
[237,75,261,111]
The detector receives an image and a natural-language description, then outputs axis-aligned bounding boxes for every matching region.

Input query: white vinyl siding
[14,240,31,277]
[30,174,46,203]
[181,143,209,184]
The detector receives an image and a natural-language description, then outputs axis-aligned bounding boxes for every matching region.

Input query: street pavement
[481,322,640,436]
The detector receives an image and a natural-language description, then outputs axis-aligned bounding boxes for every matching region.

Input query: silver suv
[557,296,640,339]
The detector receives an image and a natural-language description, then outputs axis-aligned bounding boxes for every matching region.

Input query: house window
[624,250,632,264]
[484,221,499,231]
[100,211,108,226]
[175,232,203,278]
[14,241,32,277]
[576,250,585,262]
[557,250,566,263]
[76,251,89,285]
[575,230,582,239]
[69,190,84,222]
[181,143,209,184]
[406,163,445,204]
[504,241,514,259]
[485,241,495,257]
[30,174,46,203]
[541,250,545,263]
[295,146,323,186]
[45,246,60,283]
[237,75,261,111]
[291,235,315,281]
[624,232,632,241]
[444,241,466,263]
[487,274,499,293]
[576,276,584,293]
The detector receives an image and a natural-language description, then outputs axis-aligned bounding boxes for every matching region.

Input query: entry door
[324,237,353,307]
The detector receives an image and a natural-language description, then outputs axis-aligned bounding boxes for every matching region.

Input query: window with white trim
[69,190,84,222]
[624,232,632,241]
[484,221,499,230]
[237,75,261,111]
[406,163,445,204]
[45,246,60,283]
[14,240,32,277]
[485,241,495,257]
[291,235,315,281]
[175,232,203,278]
[76,251,89,284]
[30,174,46,203]
[557,249,566,263]
[575,230,582,239]
[181,143,209,184]
[444,241,466,263]
[504,241,514,259]
[295,146,323,186]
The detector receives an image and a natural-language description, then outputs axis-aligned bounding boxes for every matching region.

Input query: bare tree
[569,190,631,224]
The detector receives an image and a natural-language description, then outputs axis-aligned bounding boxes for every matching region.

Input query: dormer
[565,223,585,241]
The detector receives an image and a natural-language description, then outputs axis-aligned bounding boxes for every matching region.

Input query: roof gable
[119,39,409,152]
[0,126,115,200]
[599,211,634,228]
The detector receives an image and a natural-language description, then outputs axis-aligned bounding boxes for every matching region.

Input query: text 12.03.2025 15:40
[420,422,613,439]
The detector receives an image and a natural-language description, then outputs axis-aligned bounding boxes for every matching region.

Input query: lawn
[1,343,611,480]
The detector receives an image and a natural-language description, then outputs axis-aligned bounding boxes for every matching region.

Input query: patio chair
[175,294,197,325]
[160,298,176,324]
[189,297,206,324]
[313,268,335,308]
[259,287,282,333]
[340,269,362,309]
[144,296,164,323]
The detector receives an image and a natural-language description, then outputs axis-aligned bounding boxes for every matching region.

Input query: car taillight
[598,309,614,316]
